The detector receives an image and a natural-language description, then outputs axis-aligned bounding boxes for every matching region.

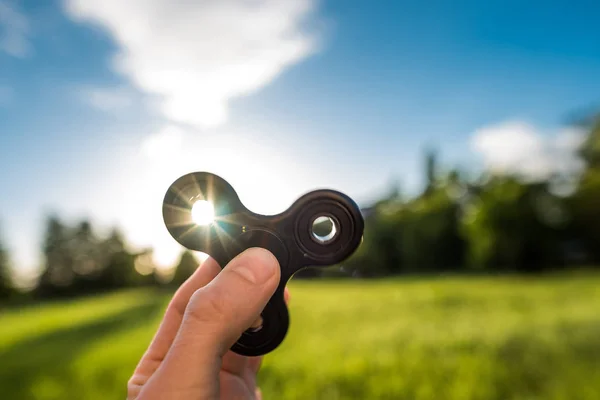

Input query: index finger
[222,286,292,377]
[132,257,221,376]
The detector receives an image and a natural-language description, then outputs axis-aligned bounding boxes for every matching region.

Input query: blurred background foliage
[336,114,600,279]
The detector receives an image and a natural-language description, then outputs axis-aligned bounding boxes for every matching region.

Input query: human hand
[128,247,287,399]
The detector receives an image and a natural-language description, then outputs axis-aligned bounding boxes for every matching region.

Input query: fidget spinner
[162,171,364,356]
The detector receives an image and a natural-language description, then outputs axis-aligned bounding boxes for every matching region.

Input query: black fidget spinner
[162,171,364,356]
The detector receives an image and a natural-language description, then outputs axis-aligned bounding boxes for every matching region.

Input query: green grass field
[1,274,599,400]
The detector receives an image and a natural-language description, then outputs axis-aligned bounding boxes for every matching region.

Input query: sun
[119,141,301,270]
[191,200,215,225]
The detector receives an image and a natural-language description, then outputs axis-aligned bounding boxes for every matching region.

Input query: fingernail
[234,248,279,284]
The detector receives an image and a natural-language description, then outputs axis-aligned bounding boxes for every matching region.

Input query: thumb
[163,247,280,366]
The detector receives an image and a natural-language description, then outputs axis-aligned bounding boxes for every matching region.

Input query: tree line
[336,114,600,277]
[0,215,202,303]
[1,114,600,302]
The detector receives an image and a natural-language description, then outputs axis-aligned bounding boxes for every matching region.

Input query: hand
[128,247,287,400]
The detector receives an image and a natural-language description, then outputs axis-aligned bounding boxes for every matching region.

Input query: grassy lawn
[1,274,599,399]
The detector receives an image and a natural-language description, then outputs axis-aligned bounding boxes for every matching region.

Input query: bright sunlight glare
[191,200,215,225]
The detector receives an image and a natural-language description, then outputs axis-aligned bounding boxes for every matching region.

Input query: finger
[175,247,280,356]
[250,287,289,376]
[250,286,288,328]
[223,285,290,376]
[220,351,259,385]
[132,257,221,376]
[249,355,263,375]
[153,248,280,389]
[249,288,289,375]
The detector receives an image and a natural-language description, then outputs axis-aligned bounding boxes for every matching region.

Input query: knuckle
[185,288,229,325]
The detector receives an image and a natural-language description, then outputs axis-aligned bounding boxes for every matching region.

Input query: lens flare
[191,200,215,225]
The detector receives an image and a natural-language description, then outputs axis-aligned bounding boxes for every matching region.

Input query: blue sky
[1,0,599,275]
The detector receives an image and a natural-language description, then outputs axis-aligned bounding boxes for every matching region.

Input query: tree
[424,147,439,195]
[171,251,199,286]
[460,177,567,271]
[567,171,600,263]
[0,224,13,301]
[132,248,160,287]
[399,187,466,272]
[578,113,600,169]
[70,220,104,292]
[568,114,600,263]
[342,209,404,277]
[343,149,467,276]
[37,215,75,297]
[98,228,138,288]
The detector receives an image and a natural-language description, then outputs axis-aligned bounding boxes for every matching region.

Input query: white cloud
[78,85,136,111]
[0,1,32,57]
[140,125,185,161]
[471,120,586,181]
[63,0,321,128]
[58,0,329,267]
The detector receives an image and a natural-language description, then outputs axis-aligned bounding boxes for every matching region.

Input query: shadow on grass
[0,298,164,400]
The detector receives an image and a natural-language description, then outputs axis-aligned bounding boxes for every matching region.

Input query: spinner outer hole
[294,198,358,264]
[162,172,245,255]
[308,213,340,245]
